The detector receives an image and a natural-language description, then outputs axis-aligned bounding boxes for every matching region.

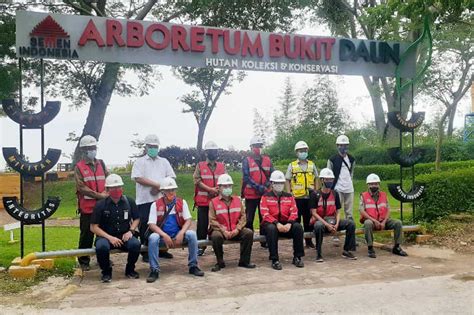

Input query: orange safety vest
[76,159,106,214]
[316,191,338,218]
[360,191,389,223]
[194,161,226,207]
[210,196,242,232]
[155,197,186,227]
[242,155,271,199]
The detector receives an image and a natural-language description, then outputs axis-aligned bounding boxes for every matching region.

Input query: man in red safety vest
[360,173,408,258]
[193,141,226,256]
[75,135,109,270]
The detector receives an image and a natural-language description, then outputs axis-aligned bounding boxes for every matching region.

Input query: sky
[0,22,471,170]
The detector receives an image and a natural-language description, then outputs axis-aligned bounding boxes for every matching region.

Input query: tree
[0,14,18,116]
[253,108,272,145]
[274,77,297,139]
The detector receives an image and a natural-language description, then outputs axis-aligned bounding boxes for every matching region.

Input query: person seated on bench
[208,174,256,272]
[260,170,305,270]
[360,173,408,258]
[90,174,141,283]
[146,177,204,283]
[310,168,357,263]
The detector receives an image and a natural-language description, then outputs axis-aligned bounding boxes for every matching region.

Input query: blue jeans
[148,230,198,272]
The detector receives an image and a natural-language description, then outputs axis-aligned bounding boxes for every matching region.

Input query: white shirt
[334,156,354,193]
[131,155,176,205]
[148,199,192,225]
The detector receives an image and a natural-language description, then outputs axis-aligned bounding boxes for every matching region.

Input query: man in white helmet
[193,141,226,256]
[131,134,176,262]
[309,168,357,262]
[90,174,141,283]
[242,136,274,248]
[208,174,255,272]
[360,174,408,258]
[75,134,109,270]
[146,177,204,283]
[327,135,355,222]
[285,140,319,249]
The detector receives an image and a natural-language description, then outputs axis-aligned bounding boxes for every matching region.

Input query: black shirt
[309,190,341,211]
[91,196,139,238]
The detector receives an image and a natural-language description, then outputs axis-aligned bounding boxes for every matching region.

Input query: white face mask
[86,150,97,160]
[273,183,285,193]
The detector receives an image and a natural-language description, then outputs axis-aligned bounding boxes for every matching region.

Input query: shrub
[416,168,474,222]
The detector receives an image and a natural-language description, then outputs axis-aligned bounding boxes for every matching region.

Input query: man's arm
[260,196,277,224]
[75,167,106,199]
[242,158,264,191]
[235,200,247,231]
[313,166,320,190]
[209,201,226,234]
[285,164,292,193]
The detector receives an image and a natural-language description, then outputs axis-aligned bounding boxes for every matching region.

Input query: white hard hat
[319,168,335,179]
[270,170,286,183]
[336,135,350,145]
[144,134,160,146]
[105,174,124,187]
[217,174,233,185]
[250,136,264,146]
[294,140,309,151]
[204,141,219,150]
[79,135,97,147]
[366,173,381,184]
[161,177,178,190]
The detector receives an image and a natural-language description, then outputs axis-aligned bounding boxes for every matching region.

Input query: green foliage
[416,168,474,222]
[0,14,19,110]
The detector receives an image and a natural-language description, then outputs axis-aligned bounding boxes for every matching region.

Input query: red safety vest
[360,191,389,223]
[260,192,298,224]
[210,196,242,232]
[155,197,186,227]
[242,155,272,199]
[76,159,106,214]
[316,191,338,218]
[194,161,226,207]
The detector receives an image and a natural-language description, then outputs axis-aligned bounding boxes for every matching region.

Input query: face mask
[369,187,379,193]
[324,181,334,189]
[338,146,348,155]
[109,188,123,200]
[86,150,97,160]
[207,150,218,161]
[164,191,176,201]
[222,187,232,197]
[147,147,159,158]
[252,147,261,156]
[297,152,308,160]
[273,183,285,193]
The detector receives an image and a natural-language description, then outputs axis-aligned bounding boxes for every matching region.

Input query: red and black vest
[76,159,106,214]
[316,191,338,218]
[194,161,226,207]
[360,191,389,223]
[260,192,298,224]
[242,155,272,199]
[210,196,242,232]
[155,197,186,227]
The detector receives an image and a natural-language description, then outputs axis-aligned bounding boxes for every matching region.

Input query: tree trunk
[435,109,450,171]
[363,76,385,137]
[447,99,461,137]
[196,122,206,156]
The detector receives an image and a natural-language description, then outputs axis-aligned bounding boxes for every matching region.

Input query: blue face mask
[297,152,308,160]
[338,146,348,155]
[147,147,159,158]
[324,181,334,189]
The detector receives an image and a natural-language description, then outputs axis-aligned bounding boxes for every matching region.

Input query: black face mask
[324,181,334,189]
[206,150,218,161]
[369,187,379,193]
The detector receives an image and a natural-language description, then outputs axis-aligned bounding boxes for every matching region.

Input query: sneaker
[342,250,357,260]
[146,270,159,283]
[211,261,226,272]
[305,239,316,249]
[125,270,140,279]
[292,257,304,268]
[392,246,408,257]
[101,274,111,283]
[198,248,206,256]
[159,251,174,259]
[272,260,282,270]
[332,236,340,247]
[238,262,256,269]
[189,266,205,277]
[315,255,324,263]
[368,248,377,258]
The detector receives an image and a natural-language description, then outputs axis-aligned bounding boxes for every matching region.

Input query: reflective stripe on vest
[76,159,106,214]
[243,155,271,199]
[194,161,226,207]
[211,196,242,232]
[290,160,315,198]
[316,191,337,218]
[155,197,185,227]
[361,191,389,223]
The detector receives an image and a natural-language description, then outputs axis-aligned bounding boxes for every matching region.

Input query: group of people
[75,133,408,283]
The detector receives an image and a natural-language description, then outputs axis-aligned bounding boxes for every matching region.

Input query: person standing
[286,140,319,248]
[193,141,226,256]
[242,136,274,248]
[131,134,176,262]
[75,135,108,270]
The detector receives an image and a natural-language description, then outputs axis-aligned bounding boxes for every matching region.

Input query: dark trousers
[296,198,312,233]
[210,228,254,264]
[78,212,94,266]
[95,236,141,276]
[138,202,153,258]
[313,219,356,254]
[245,198,264,236]
[264,222,305,261]
[197,206,209,245]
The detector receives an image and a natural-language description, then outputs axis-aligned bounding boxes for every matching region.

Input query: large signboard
[16,11,415,77]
